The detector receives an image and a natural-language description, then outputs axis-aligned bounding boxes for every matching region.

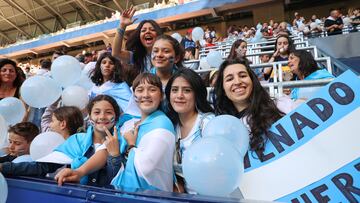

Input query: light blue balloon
[0,172,8,203]
[191,27,204,42]
[0,115,8,155]
[171,33,182,43]
[20,76,62,108]
[12,154,32,163]
[75,71,94,91]
[256,23,262,30]
[183,136,244,197]
[51,55,82,87]
[203,115,249,157]
[206,50,223,69]
[0,97,26,125]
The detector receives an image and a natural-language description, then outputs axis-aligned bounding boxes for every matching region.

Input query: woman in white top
[89,52,131,111]
[165,68,214,193]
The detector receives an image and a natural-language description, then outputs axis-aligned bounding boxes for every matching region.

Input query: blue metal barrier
[6,177,241,203]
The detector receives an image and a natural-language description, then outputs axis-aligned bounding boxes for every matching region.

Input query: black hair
[41,59,52,70]
[154,34,185,69]
[126,20,162,74]
[214,58,284,160]
[290,50,319,78]
[274,35,295,56]
[90,52,125,86]
[0,58,24,88]
[165,68,213,126]
[227,39,248,61]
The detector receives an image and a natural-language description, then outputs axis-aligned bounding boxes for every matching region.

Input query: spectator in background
[204,36,215,47]
[183,46,200,70]
[106,43,112,52]
[75,53,85,63]
[324,8,344,35]
[258,54,271,81]
[24,66,32,78]
[264,35,295,82]
[308,15,323,36]
[181,28,196,51]
[84,52,93,64]
[36,59,52,76]
[227,39,249,63]
[275,22,290,36]
[288,50,334,100]
[51,50,65,62]
[0,59,24,100]
[350,8,360,32]
[292,12,305,28]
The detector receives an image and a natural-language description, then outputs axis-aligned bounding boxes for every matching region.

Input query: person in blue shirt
[55,73,176,192]
[288,50,334,100]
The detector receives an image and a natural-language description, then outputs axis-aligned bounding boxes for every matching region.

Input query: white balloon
[171,33,182,43]
[0,173,8,203]
[21,76,62,108]
[0,115,8,154]
[199,39,206,47]
[192,27,205,42]
[51,55,82,87]
[206,50,223,69]
[75,74,94,91]
[199,57,210,70]
[61,85,89,109]
[0,97,25,126]
[30,131,65,161]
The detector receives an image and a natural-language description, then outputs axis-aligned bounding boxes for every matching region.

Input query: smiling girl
[150,35,185,88]
[55,73,176,192]
[0,95,120,187]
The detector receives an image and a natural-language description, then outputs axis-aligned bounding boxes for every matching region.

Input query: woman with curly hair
[89,52,131,111]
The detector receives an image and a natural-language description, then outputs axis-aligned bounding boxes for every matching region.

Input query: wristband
[125,145,136,158]
[117,27,125,36]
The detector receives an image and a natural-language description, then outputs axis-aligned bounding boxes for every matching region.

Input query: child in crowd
[0,95,121,187]
[0,122,39,163]
[41,105,84,139]
[55,73,176,192]
[150,34,185,88]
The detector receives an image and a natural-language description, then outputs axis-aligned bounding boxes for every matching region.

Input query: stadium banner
[240,70,360,202]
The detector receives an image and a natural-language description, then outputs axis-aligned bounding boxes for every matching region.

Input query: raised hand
[120,6,137,28]
[104,126,120,157]
[54,168,82,186]
[123,121,140,146]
